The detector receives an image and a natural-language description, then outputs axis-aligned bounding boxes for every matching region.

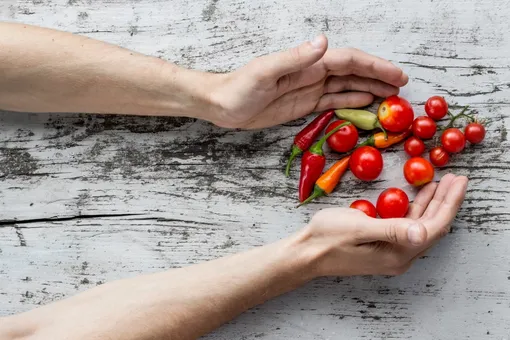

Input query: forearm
[2,232,315,340]
[0,22,220,119]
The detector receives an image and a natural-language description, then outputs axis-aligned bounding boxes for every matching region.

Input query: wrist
[155,63,226,121]
[280,226,326,283]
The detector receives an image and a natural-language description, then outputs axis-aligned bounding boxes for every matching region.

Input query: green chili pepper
[335,109,387,139]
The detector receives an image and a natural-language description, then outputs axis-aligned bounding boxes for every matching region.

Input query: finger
[323,48,409,88]
[324,75,399,98]
[401,177,468,265]
[276,61,325,95]
[426,176,468,243]
[251,34,328,81]
[356,218,428,248]
[421,174,457,219]
[406,182,438,219]
[314,92,374,112]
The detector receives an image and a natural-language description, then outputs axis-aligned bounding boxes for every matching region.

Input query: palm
[313,174,467,276]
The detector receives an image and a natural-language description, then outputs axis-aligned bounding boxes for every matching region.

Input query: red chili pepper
[297,155,351,207]
[285,110,335,177]
[298,121,351,202]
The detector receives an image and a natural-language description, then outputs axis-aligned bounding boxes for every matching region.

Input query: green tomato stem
[444,105,473,129]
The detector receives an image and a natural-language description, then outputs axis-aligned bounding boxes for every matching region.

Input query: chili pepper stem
[296,186,325,208]
[309,121,351,155]
[375,121,388,140]
[285,145,302,177]
[357,135,375,148]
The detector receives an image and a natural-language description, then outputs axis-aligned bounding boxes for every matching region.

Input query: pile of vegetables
[286,95,486,218]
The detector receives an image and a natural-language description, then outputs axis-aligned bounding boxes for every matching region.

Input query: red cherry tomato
[464,122,486,144]
[403,157,435,187]
[376,188,409,219]
[350,200,377,218]
[377,95,415,132]
[412,116,437,139]
[349,146,384,181]
[441,128,466,153]
[425,96,448,120]
[404,137,426,157]
[429,147,450,167]
[325,120,359,152]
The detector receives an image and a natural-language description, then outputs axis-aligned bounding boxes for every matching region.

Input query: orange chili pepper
[297,156,351,207]
[359,127,412,149]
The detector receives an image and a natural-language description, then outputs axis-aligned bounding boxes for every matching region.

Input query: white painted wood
[1,0,510,338]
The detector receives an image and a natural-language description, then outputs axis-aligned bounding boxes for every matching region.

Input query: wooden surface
[1,0,510,338]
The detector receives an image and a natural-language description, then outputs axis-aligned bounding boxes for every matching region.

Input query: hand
[293,174,468,277]
[207,35,408,129]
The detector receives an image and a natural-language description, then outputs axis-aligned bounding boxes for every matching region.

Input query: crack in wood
[0,213,145,227]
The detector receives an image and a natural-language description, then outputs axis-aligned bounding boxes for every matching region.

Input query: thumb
[358,218,428,248]
[254,34,328,79]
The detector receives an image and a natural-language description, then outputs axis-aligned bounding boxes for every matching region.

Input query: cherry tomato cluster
[285,94,486,219]
[404,96,486,177]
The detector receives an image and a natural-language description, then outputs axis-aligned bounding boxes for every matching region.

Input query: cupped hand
[295,174,468,277]
[208,35,408,129]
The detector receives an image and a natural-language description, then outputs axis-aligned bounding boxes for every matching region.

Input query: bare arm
[0,22,216,118]
[3,239,308,340]
[1,175,467,340]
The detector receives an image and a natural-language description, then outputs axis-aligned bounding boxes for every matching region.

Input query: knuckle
[368,59,377,72]
[343,48,358,68]
[344,47,359,55]
[288,47,303,66]
[352,228,366,242]
[277,74,292,92]
[348,53,356,72]
[323,76,335,93]
[310,210,326,226]
[321,94,334,108]
[385,223,399,244]
[310,208,336,226]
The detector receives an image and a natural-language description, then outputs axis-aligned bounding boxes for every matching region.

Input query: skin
[0,23,468,340]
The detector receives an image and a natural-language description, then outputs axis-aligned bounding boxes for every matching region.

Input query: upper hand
[292,174,468,278]
[208,35,408,129]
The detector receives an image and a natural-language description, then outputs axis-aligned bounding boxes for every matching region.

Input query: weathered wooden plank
[1,219,510,338]
[1,0,510,339]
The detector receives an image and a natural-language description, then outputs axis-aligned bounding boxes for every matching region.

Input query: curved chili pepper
[285,110,335,177]
[298,121,351,202]
[358,127,412,149]
[335,109,387,139]
[297,155,351,207]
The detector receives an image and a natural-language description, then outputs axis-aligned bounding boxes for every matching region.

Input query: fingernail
[310,35,325,50]
[407,224,424,246]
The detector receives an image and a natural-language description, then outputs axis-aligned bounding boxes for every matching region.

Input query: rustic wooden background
[1,0,509,339]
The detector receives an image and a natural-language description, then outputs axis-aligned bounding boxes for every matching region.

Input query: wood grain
[1,0,510,338]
